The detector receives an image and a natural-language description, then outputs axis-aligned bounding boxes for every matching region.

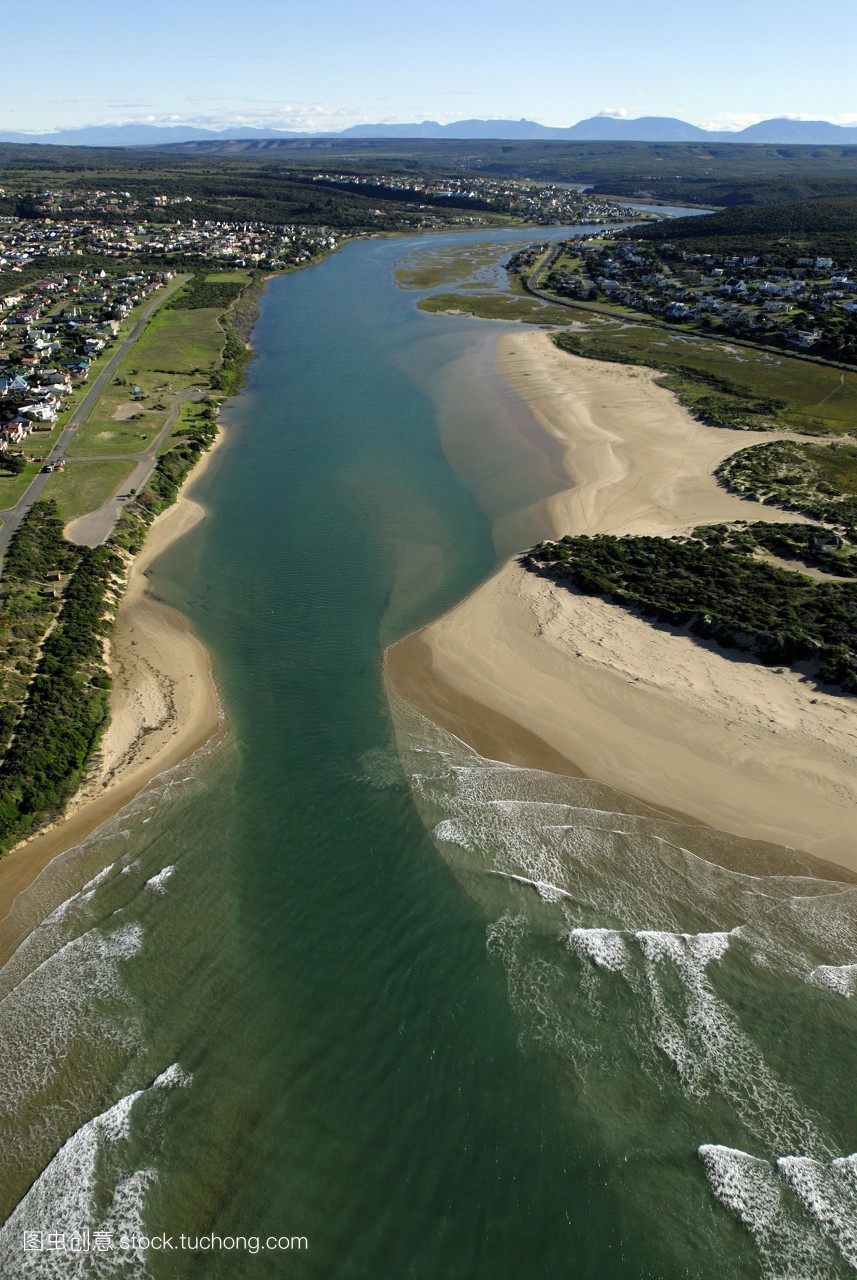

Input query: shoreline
[0,434,226,932]
[386,329,857,873]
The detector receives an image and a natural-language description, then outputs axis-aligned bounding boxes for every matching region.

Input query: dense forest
[633,195,857,264]
[0,505,122,852]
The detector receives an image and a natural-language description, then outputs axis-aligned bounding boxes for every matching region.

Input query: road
[63,388,203,547]
[0,274,190,556]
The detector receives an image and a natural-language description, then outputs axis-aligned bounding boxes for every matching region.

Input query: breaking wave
[389,690,857,1276]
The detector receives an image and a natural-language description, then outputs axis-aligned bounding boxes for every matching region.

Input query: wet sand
[386,330,857,870]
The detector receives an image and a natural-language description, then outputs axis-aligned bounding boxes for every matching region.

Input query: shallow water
[0,226,855,1279]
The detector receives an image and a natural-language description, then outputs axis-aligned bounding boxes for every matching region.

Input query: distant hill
[3,115,857,148]
[0,123,309,147]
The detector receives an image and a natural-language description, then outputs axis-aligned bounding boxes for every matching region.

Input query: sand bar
[0,439,225,930]
[387,329,857,871]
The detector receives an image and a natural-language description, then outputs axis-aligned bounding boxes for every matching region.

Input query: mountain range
[2,116,857,148]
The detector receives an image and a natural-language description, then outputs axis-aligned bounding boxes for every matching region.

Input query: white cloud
[596,106,629,118]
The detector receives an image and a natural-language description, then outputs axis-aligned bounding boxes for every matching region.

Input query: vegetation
[524,532,857,693]
[0,269,256,853]
[633,196,857,267]
[0,535,122,851]
[0,504,78,749]
[552,324,857,434]
[716,440,857,540]
[169,273,247,311]
[693,521,857,578]
[5,139,857,228]
[418,290,579,324]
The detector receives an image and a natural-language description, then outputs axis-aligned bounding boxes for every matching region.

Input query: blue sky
[6,0,856,134]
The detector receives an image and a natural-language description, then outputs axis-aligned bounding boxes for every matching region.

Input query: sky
[4,0,856,135]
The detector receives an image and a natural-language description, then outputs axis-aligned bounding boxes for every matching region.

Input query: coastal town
[1,206,340,275]
[517,235,857,360]
[2,17,857,1270]
[0,267,169,457]
[307,171,637,224]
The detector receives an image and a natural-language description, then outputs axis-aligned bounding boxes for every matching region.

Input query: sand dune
[387,330,857,871]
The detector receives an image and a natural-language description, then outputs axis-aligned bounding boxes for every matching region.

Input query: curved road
[0,274,190,556]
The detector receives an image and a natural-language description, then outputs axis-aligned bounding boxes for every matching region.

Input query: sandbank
[387,330,857,871]
[0,438,225,932]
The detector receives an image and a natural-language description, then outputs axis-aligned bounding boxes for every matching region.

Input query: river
[0,223,855,1279]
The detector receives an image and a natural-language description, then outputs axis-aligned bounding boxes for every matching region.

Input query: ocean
[0,224,854,1279]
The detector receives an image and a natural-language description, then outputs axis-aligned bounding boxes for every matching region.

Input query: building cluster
[0,216,340,274]
[310,173,634,225]
[543,239,857,356]
[0,268,167,452]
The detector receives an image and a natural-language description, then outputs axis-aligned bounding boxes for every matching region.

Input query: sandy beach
[387,329,857,871]
[0,441,225,931]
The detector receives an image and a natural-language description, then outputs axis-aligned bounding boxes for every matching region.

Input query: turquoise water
[0,227,855,1279]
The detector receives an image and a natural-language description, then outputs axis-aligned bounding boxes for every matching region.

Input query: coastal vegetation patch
[693,520,857,578]
[552,325,857,434]
[396,242,521,290]
[0,502,122,851]
[0,502,79,753]
[523,531,857,694]
[716,441,857,541]
[418,291,584,325]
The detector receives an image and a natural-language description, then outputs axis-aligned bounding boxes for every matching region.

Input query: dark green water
[1,228,855,1280]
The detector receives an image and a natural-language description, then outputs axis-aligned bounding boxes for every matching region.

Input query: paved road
[0,274,190,556]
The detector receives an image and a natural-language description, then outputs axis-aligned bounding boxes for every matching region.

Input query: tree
[0,454,27,475]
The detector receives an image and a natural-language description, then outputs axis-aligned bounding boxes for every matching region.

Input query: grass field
[125,306,225,378]
[67,298,226,459]
[555,321,857,434]
[43,460,137,522]
[204,271,253,284]
[0,462,43,510]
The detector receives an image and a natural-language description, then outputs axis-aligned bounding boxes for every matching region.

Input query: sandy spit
[0,438,226,928]
[386,329,857,871]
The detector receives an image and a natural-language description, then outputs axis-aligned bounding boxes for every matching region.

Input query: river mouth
[1,225,855,1280]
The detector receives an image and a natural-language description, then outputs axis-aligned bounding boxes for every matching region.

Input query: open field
[204,271,253,284]
[67,300,227,460]
[124,306,224,378]
[43,459,137,522]
[553,320,857,434]
[0,463,44,509]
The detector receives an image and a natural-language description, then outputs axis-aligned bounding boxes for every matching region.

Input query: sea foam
[0,1065,190,1278]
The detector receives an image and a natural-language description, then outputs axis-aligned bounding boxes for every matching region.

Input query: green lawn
[0,462,43,511]
[68,413,167,457]
[126,306,225,378]
[204,270,253,284]
[43,459,136,522]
